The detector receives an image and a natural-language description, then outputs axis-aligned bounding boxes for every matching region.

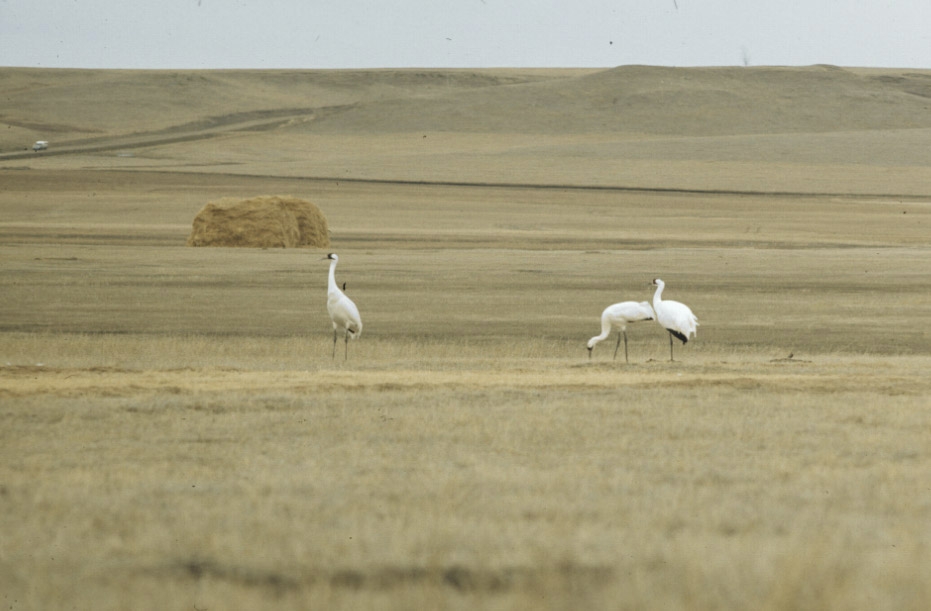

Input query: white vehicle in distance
[32,140,48,151]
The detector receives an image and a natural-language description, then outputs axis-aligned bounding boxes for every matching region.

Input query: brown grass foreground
[2,65,931,610]
[2,352,931,610]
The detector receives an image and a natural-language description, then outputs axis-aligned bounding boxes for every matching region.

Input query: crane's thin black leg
[668,332,674,362]
[624,331,629,364]
[613,333,621,361]
[344,333,349,360]
[332,330,338,359]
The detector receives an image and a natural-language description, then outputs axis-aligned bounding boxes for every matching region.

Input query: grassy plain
[1,65,931,609]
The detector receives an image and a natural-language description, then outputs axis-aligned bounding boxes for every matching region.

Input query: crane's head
[652,278,664,288]
[324,253,338,262]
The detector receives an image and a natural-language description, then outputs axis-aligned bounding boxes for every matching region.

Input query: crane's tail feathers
[668,329,689,344]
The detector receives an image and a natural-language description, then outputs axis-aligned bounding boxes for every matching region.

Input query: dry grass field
[1,65,931,610]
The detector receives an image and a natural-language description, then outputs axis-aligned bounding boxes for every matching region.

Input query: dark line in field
[169,558,615,593]
[91,168,931,201]
[281,175,931,200]
[3,118,929,200]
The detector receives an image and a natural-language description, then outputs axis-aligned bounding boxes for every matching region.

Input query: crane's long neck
[594,315,613,342]
[652,283,664,309]
[327,259,338,293]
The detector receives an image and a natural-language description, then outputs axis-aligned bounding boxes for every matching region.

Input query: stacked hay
[187,195,330,248]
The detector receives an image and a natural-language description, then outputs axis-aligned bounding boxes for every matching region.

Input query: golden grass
[2,255,930,611]
[1,66,931,609]
[3,354,930,610]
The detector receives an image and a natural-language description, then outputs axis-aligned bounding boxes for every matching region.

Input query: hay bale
[187,195,330,248]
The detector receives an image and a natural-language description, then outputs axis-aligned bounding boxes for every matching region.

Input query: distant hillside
[0,68,574,150]
[3,65,931,152]
[302,65,931,136]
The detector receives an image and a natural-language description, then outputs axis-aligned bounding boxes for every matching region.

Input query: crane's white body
[325,253,362,359]
[587,301,655,362]
[651,278,698,361]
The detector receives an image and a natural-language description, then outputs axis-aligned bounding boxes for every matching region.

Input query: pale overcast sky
[1,0,929,70]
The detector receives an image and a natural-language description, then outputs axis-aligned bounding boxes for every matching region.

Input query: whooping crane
[324,253,362,359]
[32,141,48,152]
[651,278,698,361]
[587,301,655,363]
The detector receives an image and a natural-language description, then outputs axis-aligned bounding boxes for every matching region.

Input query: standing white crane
[651,278,698,361]
[587,301,655,363]
[324,253,362,359]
